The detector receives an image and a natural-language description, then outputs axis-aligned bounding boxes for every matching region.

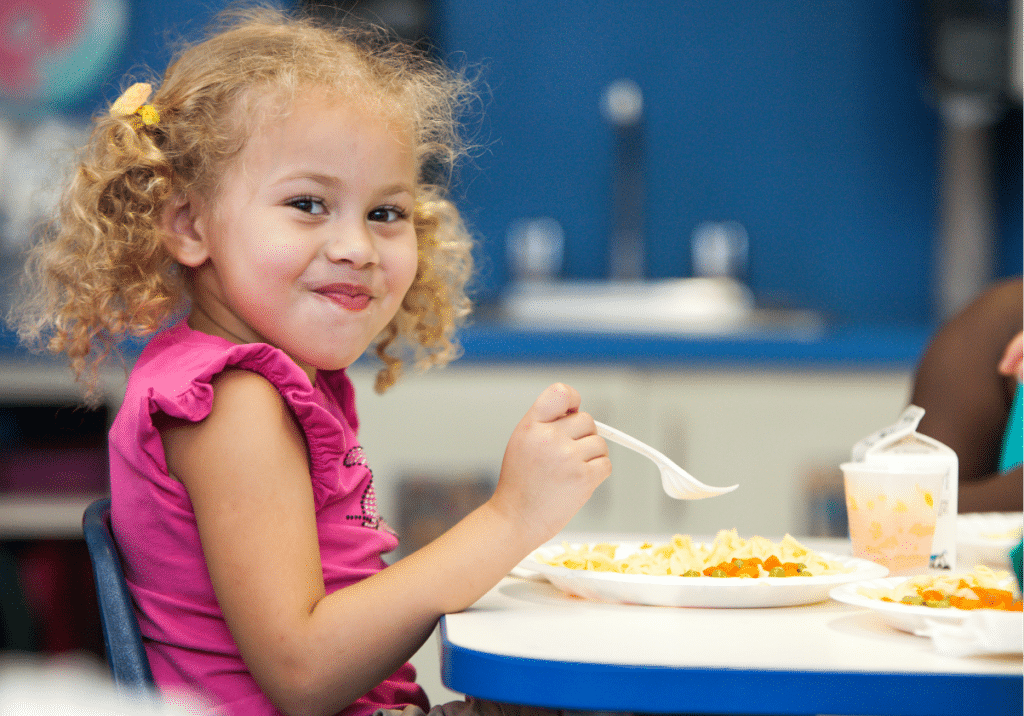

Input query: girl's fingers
[578,434,611,463]
[998,331,1023,380]
[528,383,582,423]
[556,409,602,440]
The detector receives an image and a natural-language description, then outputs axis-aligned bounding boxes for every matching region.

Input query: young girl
[9,7,611,716]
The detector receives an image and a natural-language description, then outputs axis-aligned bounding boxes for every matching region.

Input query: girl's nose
[325,221,379,267]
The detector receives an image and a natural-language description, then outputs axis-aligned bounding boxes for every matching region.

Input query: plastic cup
[840,461,945,575]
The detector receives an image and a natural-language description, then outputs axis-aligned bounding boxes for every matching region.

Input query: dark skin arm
[910,277,1023,513]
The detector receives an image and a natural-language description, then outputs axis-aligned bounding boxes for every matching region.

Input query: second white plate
[829,577,1024,634]
[957,512,1023,570]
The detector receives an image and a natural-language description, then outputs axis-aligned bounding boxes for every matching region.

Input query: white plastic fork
[595,420,739,500]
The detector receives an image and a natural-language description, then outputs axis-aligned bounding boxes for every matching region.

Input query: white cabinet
[346,364,638,540]
[347,364,913,538]
[636,368,913,536]
[0,358,912,539]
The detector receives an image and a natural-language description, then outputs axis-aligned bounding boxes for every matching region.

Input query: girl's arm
[160,372,609,716]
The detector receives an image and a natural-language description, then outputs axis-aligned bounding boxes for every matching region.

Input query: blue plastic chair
[82,497,155,690]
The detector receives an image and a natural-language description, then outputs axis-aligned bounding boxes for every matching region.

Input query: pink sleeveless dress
[109,321,428,715]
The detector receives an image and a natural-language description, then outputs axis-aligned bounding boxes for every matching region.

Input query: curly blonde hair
[9,4,476,401]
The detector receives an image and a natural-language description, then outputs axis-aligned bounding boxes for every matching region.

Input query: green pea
[925,599,951,609]
[710,569,728,578]
[682,570,702,577]
[768,566,786,578]
[732,559,745,568]
[901,595,924,606]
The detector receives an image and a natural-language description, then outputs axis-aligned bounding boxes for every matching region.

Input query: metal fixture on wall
[301,0,433,49]
[921,0,1014,319]
[602,78,645,281]
[691,221,749,282]
[506,217,564,284]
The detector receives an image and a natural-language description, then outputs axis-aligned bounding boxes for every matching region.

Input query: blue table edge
[438,617,1022,715]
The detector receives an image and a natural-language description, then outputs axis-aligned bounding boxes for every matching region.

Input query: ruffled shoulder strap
[138,322,353,509]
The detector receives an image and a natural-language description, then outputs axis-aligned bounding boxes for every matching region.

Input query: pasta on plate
[856,565,1022,611]
[535,529,852,578]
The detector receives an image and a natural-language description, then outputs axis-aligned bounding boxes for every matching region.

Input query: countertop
[0,319,934,370]
[446,318,932,368]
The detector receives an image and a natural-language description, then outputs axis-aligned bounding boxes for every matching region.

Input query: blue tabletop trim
[439,620,1021,715]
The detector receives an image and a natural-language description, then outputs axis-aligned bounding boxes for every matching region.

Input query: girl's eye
[368,206,408,223]
[289,197,326,215]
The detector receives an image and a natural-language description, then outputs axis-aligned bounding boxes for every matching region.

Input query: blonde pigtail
[11,95,184,404]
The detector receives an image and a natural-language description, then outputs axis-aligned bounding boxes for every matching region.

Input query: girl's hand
[489,383,611,545]
[999,331,1023,383]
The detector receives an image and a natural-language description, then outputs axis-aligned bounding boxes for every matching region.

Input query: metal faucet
[603,79,645,281]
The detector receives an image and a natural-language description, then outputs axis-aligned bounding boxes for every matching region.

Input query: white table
[439,536,1023,715]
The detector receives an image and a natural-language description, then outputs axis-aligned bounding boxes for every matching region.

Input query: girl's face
[181,92,419,379]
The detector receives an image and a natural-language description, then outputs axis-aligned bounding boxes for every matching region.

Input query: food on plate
[535,529,852,578]
[956,513,1023,570]
[979,525,1023,541]
[856,565,1023,612]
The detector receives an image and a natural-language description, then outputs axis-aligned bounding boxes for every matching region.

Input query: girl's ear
[161,193,209,267]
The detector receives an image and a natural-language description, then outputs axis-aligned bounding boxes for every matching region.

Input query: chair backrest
[82,497,155,690]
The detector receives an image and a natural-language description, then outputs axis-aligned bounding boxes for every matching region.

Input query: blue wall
[58,2,225,117]
[62,1,1024,325]
[435,0,1022,324]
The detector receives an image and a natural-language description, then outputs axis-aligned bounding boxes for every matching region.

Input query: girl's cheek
[253,238,308,272]
[395,260,418,296]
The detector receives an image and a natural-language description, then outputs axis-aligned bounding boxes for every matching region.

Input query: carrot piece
[703,562,737,577]
[949,596,982,610]
[763,555,781,569]
[974,588,1010,609]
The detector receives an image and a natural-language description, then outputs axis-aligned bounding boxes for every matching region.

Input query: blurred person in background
[911,277,1022,513]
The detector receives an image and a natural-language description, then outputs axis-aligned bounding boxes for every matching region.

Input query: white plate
[523,542,888,608]
[957,512,1023,570]
[829,576,1024,634]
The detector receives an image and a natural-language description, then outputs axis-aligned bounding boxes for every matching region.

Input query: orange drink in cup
[840,461,946,575]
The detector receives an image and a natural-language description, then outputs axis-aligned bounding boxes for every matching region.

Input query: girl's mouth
[317,283,372,311]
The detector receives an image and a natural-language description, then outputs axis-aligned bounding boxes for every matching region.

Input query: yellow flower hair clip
[110,82,160,127]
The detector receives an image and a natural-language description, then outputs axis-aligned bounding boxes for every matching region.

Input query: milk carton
[842,405,958,573]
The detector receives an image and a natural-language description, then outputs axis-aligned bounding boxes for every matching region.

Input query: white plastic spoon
[595,421,739,500]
